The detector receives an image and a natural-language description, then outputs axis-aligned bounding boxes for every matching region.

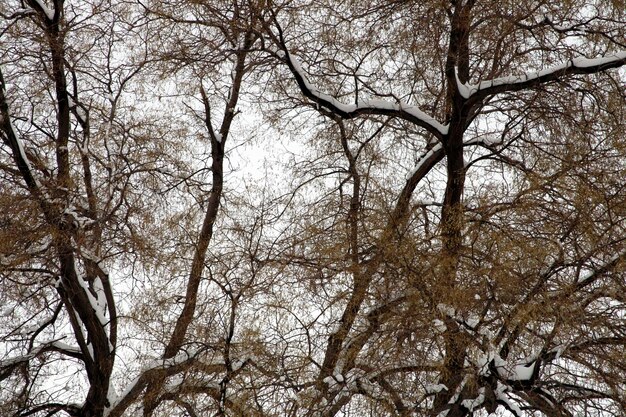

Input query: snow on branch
[461,387,485,412]
[75,267,109,328]
[105,351,202,417]
[105,349,233,417]
[435,375,469,417]
[0,338,84,372]
[0,73,43,193]
[280,49,449,137]
[26,0,55,21]
[494,382,524,417]
[496,360,538,382]
[576,248,626,284]
[405,143,444,181]
[458,51,626,99]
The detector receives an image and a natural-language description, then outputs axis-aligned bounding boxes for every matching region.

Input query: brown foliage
[1,1,625,416]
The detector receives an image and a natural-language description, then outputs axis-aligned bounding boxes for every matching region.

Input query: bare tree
[1,0,625,417]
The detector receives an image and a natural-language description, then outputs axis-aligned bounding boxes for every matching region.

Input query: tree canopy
[1,1,625,416]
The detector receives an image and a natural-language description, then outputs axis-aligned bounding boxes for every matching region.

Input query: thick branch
[465,52,626,100]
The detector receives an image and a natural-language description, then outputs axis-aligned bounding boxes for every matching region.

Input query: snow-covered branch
[25,0,55,22]
[105,350,202,417]
[575,248,626,285]
[405,143,445,181]
[458,51,626,99]
[279,49,449,138]
[104,349,241,417]
[0,339,84,373]
[0,69,43,193]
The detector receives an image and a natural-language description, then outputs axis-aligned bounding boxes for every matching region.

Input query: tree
[0,0,625,416]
